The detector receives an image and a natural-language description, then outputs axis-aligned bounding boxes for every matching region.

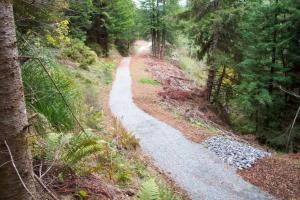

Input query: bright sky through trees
[133,0,187,7]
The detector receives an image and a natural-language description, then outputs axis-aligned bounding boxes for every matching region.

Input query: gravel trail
[109,49,274,200]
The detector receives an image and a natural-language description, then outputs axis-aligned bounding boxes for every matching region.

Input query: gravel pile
[203,136,270,169]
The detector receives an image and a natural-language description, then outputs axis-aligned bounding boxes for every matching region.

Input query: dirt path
[109,43,274,200]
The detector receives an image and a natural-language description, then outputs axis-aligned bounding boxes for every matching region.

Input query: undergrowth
[21,38,182,199]
[61,39,97,69]
[140,78,160,86]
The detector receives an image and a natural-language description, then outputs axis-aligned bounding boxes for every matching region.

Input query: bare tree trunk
[160,0,166,59]
[215,65,226,99]
[205,30,219,102]
[206,56,216,102]
[269,0,278,94]
[0,1,38,199]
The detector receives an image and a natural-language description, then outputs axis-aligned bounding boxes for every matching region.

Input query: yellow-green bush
[61,39,97,69]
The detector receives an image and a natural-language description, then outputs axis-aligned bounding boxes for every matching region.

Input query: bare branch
[4,140,36,200]
[286,106,300,150]
[34,174,60,200]
[273,83,300,98]
[0,160,11,168]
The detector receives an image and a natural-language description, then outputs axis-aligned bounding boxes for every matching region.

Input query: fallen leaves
[238,153,300,200]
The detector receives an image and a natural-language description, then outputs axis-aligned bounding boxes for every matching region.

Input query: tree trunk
[215,65,226,100]
[205,30,219,102]
[206,56,216,102]
[160,0,166,59]
[269,0,278,94]
[0,1,38,199]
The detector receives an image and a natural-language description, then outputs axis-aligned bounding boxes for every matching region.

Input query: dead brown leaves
[238,154,300,200]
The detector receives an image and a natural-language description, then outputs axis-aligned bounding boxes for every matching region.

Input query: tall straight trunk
[206,30,219,102]
[0,1,38,199]
[151,0,156,55]
[155,0,160,57]
[269,0,278,94]
[160,0,166,59]
[206,56,216,102]
[215,65,226,100]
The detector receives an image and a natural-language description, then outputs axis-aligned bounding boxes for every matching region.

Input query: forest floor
[127,41,300,200]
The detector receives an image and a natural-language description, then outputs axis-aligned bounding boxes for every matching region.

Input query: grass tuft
[140,78,160,86]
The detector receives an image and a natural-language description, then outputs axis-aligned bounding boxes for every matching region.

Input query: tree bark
[0,1,38,199]
[206,56,216,102]
[215,65,226,100]
[205,29,219,102]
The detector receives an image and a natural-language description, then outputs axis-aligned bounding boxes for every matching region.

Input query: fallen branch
[40,141,64,179]
[34,174,60,200]
[4,140,36,200]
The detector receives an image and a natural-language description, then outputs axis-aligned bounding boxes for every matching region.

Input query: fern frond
[138,179,160,200]
[64,134,104,165]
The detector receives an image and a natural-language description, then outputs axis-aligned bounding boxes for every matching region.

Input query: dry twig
[4,140,36,200]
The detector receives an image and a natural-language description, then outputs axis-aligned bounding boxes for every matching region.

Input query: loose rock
[203,136,270,169]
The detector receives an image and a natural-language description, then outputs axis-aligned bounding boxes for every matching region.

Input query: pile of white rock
[203,136,271,169]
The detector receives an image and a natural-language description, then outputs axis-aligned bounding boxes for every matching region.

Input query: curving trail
[109,44,274,200]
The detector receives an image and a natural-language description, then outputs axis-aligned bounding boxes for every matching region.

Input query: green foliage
[99,62,115,85]
[182,0,300,151]
[67,0,94,41]
[138,178,182,200]
[189,119,218,133]
[140,78,160,86]
[77,190,87,200]
[63,133,105,167]
[106,0,136,55]
[138,179,160,200]
[61,39,97,69]
[21,50,78,132]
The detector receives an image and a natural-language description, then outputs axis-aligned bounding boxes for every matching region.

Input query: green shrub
[61,39,97,69]
[87,43,103,56]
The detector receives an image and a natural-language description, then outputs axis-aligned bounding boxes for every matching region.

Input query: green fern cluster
[35,131,135,184]
[63,133,105,166]
[138,179,183,200]
[138,179,160,200]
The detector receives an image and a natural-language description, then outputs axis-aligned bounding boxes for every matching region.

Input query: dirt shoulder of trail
[130,44,300,200]
[131,53,215,143]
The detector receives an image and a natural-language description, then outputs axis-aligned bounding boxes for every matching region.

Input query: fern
[138,179,160,200]
[64,134,104,165]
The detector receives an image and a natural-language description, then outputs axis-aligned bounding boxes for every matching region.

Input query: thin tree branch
[274,83,300,98]
[0,160,11,168]
[34,174,60,200]
[286,105,300,150]
[4,140,36,200]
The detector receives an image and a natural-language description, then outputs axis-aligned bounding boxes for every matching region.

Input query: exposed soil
[131,47,214,143]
